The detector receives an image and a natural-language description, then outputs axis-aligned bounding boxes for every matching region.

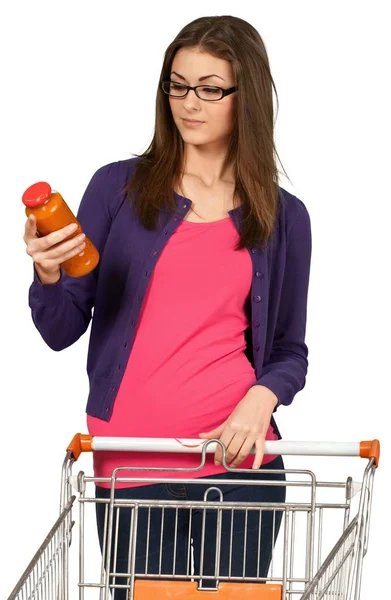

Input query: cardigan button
[255,271,264,278]
[253,295,262,302]
[253,319,260,327]
[254,345,260,352]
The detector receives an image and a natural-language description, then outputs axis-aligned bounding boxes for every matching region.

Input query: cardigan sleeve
[252,197,312,408]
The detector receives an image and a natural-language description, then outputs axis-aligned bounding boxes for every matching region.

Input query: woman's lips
[182,118,205,127]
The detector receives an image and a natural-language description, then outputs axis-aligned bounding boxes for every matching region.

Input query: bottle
[22,181,99,278]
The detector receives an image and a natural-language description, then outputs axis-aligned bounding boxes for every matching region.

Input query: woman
[24,14,312,598]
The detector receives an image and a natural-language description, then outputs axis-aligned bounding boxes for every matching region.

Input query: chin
[181,136,210,147]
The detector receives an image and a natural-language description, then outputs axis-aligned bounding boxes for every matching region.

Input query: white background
[1,1,390,598]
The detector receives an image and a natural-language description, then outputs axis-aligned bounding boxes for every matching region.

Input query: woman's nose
[182,88,202,110]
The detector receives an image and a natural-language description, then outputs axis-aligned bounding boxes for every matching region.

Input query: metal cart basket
[7,435,380,600]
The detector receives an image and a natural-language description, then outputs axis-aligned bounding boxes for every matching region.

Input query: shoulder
[88,156,142,218]
[92,156,141,186]
[278,186,311,240]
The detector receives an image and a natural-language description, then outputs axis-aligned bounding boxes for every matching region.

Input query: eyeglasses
[161,80,238,102]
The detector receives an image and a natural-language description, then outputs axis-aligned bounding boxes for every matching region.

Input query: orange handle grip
[67,433,93,460]
[359,439,380,467]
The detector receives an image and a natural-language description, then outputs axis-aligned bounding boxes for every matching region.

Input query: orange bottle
[22,181,99,278]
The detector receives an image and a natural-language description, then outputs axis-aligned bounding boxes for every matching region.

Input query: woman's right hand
[24,214,86,284]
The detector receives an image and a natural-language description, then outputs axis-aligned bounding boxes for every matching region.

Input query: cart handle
[67,435,380,467]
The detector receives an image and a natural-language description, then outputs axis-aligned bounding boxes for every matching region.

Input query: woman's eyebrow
[170,71,225,82]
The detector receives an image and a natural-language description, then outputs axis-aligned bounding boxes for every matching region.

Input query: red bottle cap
[22,182,52,207]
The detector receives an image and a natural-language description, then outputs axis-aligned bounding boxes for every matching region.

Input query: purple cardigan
[28,158,312,432]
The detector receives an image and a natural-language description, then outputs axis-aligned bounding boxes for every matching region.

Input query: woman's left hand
[199,385,278,469]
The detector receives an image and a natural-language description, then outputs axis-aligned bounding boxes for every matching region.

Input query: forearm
[29,268,94,350]
[34,263,61,285]
[248,384,278,410]
[254,197,312,409]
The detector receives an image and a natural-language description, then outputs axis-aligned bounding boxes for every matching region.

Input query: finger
[215,428,236,466]
[230,435,256,468]
[34,233,86,262]
[224,433,248,466]
[252,438,265,470]
[33,240,87,271]
[34,223,79,251]
[26,227,84,260]
[24,214,37,240]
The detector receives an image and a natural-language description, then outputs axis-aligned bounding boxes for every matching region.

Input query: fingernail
[214,461,220,466]
[69,223,78,231]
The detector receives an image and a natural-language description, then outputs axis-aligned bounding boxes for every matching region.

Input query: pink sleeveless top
[87,216,277,487]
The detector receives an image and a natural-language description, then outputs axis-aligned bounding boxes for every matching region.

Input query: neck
[182,144,234,188]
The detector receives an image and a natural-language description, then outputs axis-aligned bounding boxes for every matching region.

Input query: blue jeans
[95,455,286,599]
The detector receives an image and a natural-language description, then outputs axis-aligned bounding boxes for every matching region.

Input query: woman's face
[168,47,237,149]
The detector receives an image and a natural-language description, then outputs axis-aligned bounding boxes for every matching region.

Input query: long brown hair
[124,15,290,250]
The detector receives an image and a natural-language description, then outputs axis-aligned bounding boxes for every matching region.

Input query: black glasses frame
[161,80,238,101]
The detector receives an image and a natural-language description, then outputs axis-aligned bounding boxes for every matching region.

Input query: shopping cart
[7,435,379,600]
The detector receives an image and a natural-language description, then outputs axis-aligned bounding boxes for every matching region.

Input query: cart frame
[7,436,379,600]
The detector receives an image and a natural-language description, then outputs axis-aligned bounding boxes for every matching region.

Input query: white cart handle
[67,434,380,467]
